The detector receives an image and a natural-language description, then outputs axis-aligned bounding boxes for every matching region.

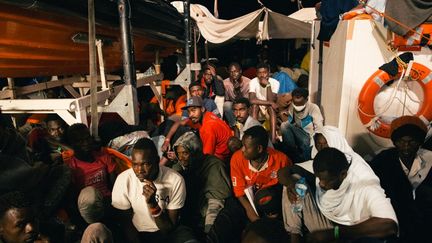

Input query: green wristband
[334,225,340,240]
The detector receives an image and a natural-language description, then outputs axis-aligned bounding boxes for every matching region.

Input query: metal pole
[88,0,98,138]
[118,0,139,125]
[118,0,136,86]
[183,0,191,82]
[193,25,199,80]
[317,40,323,107]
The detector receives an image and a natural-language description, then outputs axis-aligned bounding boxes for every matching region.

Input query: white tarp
[288,7,316,23]
[189,4,313,44]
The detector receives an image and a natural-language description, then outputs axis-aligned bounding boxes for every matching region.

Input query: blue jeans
[280,122,311,162]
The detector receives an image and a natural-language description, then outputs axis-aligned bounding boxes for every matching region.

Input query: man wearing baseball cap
[370,115,432,243]
[163,96,232,162]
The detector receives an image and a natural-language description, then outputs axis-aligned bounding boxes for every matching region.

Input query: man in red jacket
[163,96,232,162]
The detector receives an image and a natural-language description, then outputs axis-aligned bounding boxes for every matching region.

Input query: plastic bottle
[291,177,307,213]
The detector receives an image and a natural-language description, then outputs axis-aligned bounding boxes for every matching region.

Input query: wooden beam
[136,73,163,87]
[72,82,112,88]
[64,85,81,98]
[149,82,162,105]
[85,75,121,81]
[15,77,81,96]
[0,90,13,99]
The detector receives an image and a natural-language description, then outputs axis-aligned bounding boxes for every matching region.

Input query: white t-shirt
[111,166,186,232]
[249,77,280,101]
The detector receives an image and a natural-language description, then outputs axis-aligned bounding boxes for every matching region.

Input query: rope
[358,0,432,44]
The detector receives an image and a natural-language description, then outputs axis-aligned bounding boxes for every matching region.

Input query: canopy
[189,4,313,44]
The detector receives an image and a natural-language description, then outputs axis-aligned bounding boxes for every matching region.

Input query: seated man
[112,138,194,243]
[199,65,225,100]
[63,123,117,225]
[150,84,187,120]
[223,62,251,127]
[182,81,220,119]
[279,147,398,243]
[232,97,272,148]
[172,132,232,236]
[0,127,71,241]
[163,96,232,162]
[370,116,432,243]
[231,126,291,222]
[249,62,280,144]
[232,97,263,139]
[27,114,70,163]
[280,87,323,163]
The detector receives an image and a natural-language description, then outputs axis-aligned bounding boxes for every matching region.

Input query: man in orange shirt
[163,96,232,162]
[231,126,291,222]
[150,83,187,119]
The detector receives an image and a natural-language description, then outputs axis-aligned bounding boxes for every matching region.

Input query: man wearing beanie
[370,115,432,243]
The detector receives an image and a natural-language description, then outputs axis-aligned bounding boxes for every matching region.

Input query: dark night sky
[189,0,320,19]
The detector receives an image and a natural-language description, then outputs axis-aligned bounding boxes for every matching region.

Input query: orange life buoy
[358,62,432,138]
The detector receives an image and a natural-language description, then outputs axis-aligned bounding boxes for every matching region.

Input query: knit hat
[390,116,428,143]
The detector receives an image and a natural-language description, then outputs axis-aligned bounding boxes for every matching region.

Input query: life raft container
[358,62,432,138]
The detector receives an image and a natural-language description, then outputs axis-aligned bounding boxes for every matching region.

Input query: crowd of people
[0,59,431,243]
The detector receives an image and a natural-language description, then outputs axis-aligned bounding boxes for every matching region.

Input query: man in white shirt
[278,147,398,243]
[249,62,280,144]
[111,138,195,243]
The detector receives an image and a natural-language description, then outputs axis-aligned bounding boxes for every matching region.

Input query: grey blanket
[385,0,432,36]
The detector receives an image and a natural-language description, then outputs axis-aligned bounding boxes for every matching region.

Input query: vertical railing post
[88,0,98,137]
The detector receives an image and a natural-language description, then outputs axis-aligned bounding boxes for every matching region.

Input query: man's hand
[142,180,158,207]
[278,168,301,203]
[271,102,278,111]
[246,208,260,223]
[286,183,300,204]
[166,151,176,161]
[161,139,170,153]
[306,229,334,243]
